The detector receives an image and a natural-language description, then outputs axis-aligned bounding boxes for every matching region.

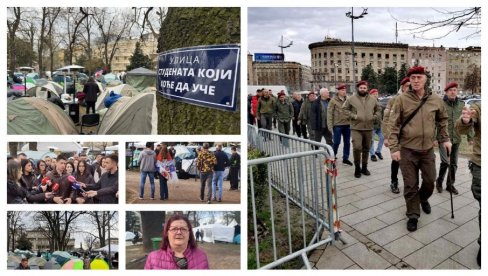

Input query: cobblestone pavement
[310,142,480,269]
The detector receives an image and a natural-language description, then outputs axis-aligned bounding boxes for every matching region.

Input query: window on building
[319,53,321,58]
[378,53,382,59]
[361,53,366,58]
[330,52,334,58]
[338,68,342,73]
[386,54,389,59]
[346,76,350,81]
[401,54,405,60]
[338,76,343,81]
[324,52,327,58]
[438,73,440,77]
[338,52,342,57]
[331,68,335,73]
[337,60,342,66]
[331,76,335,81]
[370,53,374,58]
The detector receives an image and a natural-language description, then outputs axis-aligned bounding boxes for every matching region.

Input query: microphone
[68,175,86,193]
[52,183,60,193]
[41,176,51,186]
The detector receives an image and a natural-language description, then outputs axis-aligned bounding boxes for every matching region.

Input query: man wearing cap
[368,89,384,162]
[327,84,352,165]
[291,92,307,138]
[274,91,294,135]
[311,88,333,146]
[383,77,410,194]
[343,80,381,178]
[257,89,276,133]
[388,66,451,232]
[298,91,318,143]
[435,82,472,195]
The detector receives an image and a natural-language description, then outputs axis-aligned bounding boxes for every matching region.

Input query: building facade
[309,37,481,94]
[309,37,408,91]
[248,55,312,92]
[446,46,481,91]
[408,46,447,93]
[26,229,76,252]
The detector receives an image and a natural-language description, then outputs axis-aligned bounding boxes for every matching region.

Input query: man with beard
[343,81,381,178]
[388,66,450,232]
[257,89,276,132]
[274,91,294,135]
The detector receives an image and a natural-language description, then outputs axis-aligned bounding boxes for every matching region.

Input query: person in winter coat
[83,76,101,114]
[145,214,209,269]
[138,142,157,199]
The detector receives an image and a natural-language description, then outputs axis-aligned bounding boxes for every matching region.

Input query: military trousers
[399,147,436,219]
[351,129,372,165]
[437,143,460,187]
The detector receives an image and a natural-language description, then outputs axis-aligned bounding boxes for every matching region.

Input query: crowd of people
[138,142,240,203]
[7,152,119,204]
[248,65,481,265]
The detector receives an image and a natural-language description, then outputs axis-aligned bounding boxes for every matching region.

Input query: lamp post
[278,35,293,86]
[394,62,398,94]
[346,7,368,89]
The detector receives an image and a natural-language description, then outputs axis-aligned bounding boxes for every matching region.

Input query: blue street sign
[254,53,284,62]
[157,44,240,112]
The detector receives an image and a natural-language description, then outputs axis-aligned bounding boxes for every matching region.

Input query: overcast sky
[248,7,481,66]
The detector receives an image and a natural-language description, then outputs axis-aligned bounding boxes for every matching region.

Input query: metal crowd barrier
[248,124,342,269]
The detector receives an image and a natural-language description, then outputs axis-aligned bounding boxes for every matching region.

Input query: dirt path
[126,242,240,269]
[125,170,241,204]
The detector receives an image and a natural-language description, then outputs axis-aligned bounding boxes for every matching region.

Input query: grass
[248,148,316,269]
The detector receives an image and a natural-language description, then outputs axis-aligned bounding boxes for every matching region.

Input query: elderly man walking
[327,84,352,165]
[388,66,451,232]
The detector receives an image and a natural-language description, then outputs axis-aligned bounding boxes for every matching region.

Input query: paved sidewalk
[310,144,480,269]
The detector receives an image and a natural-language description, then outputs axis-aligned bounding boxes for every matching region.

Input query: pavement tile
[334,231,359,250]
[416,205,450,227]
[444,219,479,247]
[342,243,390,269]
[367,220,410,246]
[442,204,479,226]
[314,245,355,269]
[337,185,369,197]
[450,241,481,269]
[376,208,406,225]
[339,194,363,205]
[434,259,468,269]
[353,218,388,236]
[403,238,461,269]
[355,186,391,199]
[437,195,474,211]
[338,204,360,217]
[341,206,387,226]
[376,197,405,212]
[346,264,361,269]
[384,235,424,259]
[409,218,458,244]
[351,194,394,209]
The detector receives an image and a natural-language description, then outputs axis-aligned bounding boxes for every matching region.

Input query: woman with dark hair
[34,159,48,188]
[7,160,52,204]
[156,145,172,200]
[66,161,75,176]
[144,214,209,269]
[19,159,37,192]
[71,160,95,204]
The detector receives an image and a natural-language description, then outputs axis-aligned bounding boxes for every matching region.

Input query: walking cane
[447,148,454,219]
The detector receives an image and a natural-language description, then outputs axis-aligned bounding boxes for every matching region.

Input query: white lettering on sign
[197,69,233,81]
[192,84,215,95]
[169,55,200,64]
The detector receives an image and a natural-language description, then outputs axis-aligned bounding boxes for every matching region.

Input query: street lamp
[393,62,398,94]
[278,35,293,86]
[346,7,368,89]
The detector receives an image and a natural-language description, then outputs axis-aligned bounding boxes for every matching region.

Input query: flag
[95,69,103,78]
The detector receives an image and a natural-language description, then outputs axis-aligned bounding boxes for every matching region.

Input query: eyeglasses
[169,227,189,233]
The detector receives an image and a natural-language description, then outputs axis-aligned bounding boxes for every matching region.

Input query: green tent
[125,67,157,92]
[7,97,78,135]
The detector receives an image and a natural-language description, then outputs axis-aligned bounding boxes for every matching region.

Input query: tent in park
[193,222,236,243]
[125,67,157,91]
[95,84,140,111]
[26,80,63,98]
[97,92,158,135]
[7,97,78,135]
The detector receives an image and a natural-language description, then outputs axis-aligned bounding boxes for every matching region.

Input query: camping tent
[174,145,195,160]
[7,97,78,135]
[15,151,57,164]
[97,92,157,134]
[194,223,235,243]
[93,244,119,253]
[26,81,63,99]
[125,67,157,92]
[102,73,118,84]
[95,84,140,111]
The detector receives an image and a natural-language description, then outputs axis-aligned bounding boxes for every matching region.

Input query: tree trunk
[9,142,18,159]
[140,211,165,252]
[157,8,240,134]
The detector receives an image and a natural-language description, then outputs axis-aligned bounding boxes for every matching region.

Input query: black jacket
[83,81,101,102]
[87,169,118,203]
[7,180,46,204]
[311,98,330,130]
[291,99,303,119]
[213,150,230,171]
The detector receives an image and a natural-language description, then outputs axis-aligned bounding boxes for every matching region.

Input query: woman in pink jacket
[144,214,209,269]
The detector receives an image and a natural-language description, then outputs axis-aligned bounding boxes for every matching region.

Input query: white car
[464,98,481,108]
